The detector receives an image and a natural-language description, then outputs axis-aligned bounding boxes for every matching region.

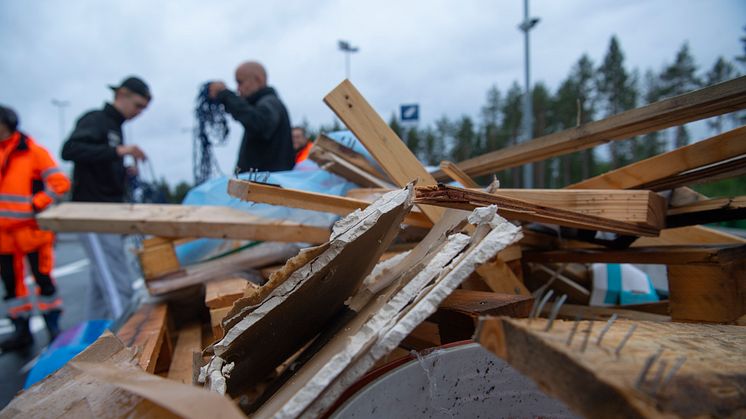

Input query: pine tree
[736,25,746,69]
[480,85,504,152]
[405,126,422,161]
[552,55,597,185]
[451,116,477,162]
[659,43,701,148]
[501,82,524,187]
[634,69,666,159]
[434,116,453,162]
[705,57,737,133]
[532,82,551,187]
[422,127,441,166]
[597,36,637,168]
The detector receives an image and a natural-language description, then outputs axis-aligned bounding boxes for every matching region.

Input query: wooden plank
[227,178,432,228]
[638,154,746,191]
[38,202,330,243]
[668,195,746,215]
[666,195,746,227]
[324,80,445,222]
[476,317,746,418]
[347,187,664,227]
[440,160,480,187]
[400,321,441,351]
[147,242,300,295]
[542,303,671,322]
[433,289,533,343]
[167,323,202,384]
[480,188,666,227]
[138,241,181,281]
[433,76,746,179]
[668,258,746,323]
[634,225,746,246]
[116,303,170,373]
[415,184,662,236]
[211,306,232,341]
[205,277,252,309]
[569,125,746,189]
[524,244,746,265]
[526,263,591,305]
[475,257,530,296]
[309,146,394,188]
[313,133,391,183]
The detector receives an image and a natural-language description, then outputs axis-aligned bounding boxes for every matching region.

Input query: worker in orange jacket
[292,126,312,164]
[0,105,70,352]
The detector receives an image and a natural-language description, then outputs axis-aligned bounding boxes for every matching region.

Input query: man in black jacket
[61,76,150,321]
[208,61,295,172]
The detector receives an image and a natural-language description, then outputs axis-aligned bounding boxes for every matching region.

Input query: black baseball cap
[109,76,152,100]
[0,104,19,132]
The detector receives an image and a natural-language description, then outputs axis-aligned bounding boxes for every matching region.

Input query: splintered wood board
[415,184,662,236]
[477,317,746,419]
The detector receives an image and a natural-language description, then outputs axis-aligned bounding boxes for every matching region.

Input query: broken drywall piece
[365,208,469,295]
[205,185,414,395]
[300,211,522,418]
[257,207,522,419]
[220,242,330,333]
[255,233,472,419]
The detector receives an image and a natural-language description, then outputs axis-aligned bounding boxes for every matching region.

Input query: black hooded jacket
[217,86,295,173]
[61,103,127,202]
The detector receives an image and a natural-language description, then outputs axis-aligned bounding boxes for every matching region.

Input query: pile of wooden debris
[5,76,744,418]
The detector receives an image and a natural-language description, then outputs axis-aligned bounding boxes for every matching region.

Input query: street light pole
[51,99,70,142]
[338,40,359,80]
[518,0,539,188]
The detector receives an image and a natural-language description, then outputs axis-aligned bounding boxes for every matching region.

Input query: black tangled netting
[193,82,229,185]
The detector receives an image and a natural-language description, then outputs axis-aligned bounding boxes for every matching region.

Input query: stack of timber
[9,76,745,418]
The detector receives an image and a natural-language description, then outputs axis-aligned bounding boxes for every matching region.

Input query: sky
[1,0,744,186]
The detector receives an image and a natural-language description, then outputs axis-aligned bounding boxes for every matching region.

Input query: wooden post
[667,249,746,323]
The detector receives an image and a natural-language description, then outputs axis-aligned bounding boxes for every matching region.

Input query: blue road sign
[400,104,419,122]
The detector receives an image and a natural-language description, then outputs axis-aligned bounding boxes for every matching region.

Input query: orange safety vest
[0,131,70,254]
[295,141,313,164]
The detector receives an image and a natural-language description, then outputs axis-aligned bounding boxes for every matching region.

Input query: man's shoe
[0,316,34,352]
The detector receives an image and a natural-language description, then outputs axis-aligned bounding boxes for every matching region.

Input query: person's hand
[116,144,147,161]
[126,165,139,177]
[208,81,227,99]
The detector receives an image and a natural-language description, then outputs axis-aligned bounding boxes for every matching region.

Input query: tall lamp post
[518,0,539,188]
[338,40,359,80]
[51,99,70,142]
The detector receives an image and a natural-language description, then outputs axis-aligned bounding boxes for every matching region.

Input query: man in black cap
[61,76,151,321]
[208,61,295,172]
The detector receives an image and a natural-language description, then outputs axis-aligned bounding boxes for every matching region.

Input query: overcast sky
[1,0,744,185]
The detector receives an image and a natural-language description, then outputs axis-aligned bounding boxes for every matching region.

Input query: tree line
[372,33,744,190]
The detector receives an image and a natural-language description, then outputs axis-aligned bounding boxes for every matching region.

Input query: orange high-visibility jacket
[295,141,313,164]
[0,131,70,253]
